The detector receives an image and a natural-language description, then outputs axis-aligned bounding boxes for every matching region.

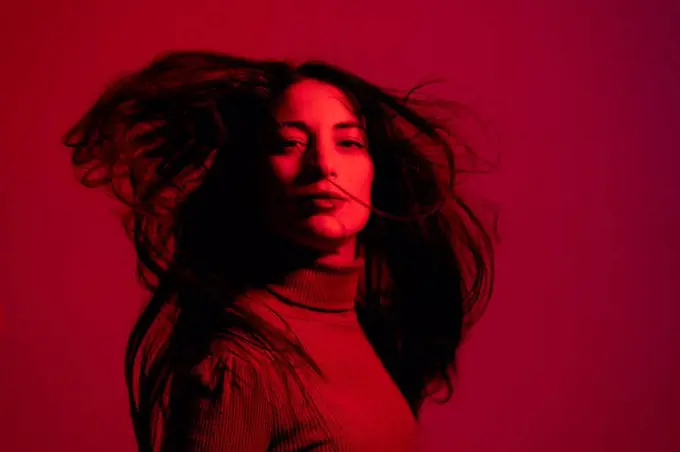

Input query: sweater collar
[264,257,364,312]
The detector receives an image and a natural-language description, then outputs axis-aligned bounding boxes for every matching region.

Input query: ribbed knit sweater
[153,257,417,451]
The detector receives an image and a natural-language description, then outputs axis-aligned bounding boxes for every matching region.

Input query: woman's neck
[225,235,362,312]
[268,235,359,267]
[312,238,359,267]
[238,235,360,288]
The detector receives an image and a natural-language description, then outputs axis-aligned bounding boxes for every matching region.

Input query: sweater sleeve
[164,350,274,452]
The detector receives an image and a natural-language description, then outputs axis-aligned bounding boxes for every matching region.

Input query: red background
[1,1,679,451]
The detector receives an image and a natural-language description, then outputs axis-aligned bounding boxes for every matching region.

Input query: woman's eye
[338,140,365,149]
[281,140,306,151]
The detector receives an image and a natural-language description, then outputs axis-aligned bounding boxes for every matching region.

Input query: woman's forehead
[274,79,359,124]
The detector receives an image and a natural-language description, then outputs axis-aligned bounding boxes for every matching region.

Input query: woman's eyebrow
[278,120,365,132]
[333,120,365,131]
[279,121,310,133]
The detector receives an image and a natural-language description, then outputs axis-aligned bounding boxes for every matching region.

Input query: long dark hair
[63,51,498,450]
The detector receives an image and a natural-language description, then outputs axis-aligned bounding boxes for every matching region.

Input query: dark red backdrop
[1,1,679,451]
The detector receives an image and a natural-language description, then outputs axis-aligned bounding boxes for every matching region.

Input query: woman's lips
[295,196,346,213]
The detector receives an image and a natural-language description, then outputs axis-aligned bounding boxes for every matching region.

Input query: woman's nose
[305,139,336,179]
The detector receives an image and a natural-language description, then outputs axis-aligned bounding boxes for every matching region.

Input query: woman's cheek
[269,157,302,186]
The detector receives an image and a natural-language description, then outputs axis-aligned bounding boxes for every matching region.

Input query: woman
[64,51,497,451]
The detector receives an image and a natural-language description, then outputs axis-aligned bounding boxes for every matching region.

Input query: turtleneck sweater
[162,257,417,451]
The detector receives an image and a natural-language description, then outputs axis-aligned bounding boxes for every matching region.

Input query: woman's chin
[276,211,369,254]
[304,215,351,239]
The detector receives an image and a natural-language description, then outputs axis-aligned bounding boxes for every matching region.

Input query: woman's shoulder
[189,333,277,394]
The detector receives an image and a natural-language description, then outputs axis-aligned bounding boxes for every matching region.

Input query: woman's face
[262,78,374,254]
